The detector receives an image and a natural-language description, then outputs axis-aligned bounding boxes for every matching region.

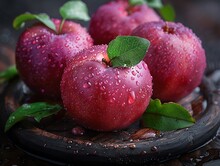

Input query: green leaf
[4,102,62,132]
[159,4,176,21]
[107,36,150,67]
[13,13,56,32]
[129,0,146,6]
[0,66,18,83]
[142,99,195,131]
[146,0,163,9]
[59,0,90,21]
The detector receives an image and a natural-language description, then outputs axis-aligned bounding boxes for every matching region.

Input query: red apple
[15,19,93,99]
[131,21,206,102]
[89,0,161,45]
[61,45,152,131]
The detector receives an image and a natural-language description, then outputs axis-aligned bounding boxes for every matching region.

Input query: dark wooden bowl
[0,76,220,165]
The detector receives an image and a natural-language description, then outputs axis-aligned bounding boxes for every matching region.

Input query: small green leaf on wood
[4,102,62,132]
[59,0,90,21]
[107,36,150,67]
[0,66,18,83]
[13,13,56,32]
[142,99,195,131]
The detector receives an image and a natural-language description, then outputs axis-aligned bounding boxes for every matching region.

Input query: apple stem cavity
[162,24,175,34]
[102,58,112,67]
[13,0,90,34]
[107,36,150,68]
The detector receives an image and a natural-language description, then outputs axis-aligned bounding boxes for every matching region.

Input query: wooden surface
[1,76,220,165]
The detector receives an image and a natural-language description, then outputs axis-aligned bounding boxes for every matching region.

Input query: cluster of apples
[15,0,206,131]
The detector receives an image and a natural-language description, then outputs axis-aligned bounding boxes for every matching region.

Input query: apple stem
[59,19,66,34]
[102,58,112,67]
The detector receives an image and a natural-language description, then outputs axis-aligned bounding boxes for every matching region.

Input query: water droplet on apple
[83,82,91,88]
[132,71,136,76]
[116,79,121,85]
[110,97,116,103]
[86,37,92,42]
[128,91,136,104]
[121,102,126,107]
[131,76,135,80]
[136,81,140,86]
[84,76,89,81]
[137,63,142,69]
[76,36,80,41]
[100,85,106,91]
[142,62,148,70]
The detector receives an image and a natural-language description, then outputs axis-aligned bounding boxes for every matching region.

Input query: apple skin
[131,21,206,102]
[15,19,93,100]
[89,0,161,45]
[60,45,153,131]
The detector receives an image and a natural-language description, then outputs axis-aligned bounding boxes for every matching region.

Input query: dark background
[0,0,220,72]
[1,0,220,165]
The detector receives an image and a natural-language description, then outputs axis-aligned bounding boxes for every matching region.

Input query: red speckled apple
[16,19,93,99]
[131,21,206,102]
[89,0,161,44]
[61,45,152,131]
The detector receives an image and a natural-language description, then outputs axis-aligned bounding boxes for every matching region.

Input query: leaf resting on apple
[107,36,150,67]
[13,0,90,33]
